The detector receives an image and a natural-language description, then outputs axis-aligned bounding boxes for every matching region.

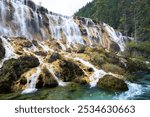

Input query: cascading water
[82,18,102,46]
[74,57,109,87]
[48,14,85,48]
[114,81,150,100]
[0,0,131,51]
[0,0,143,100]
[74,57,122,87]
[47,66,67,86]
[103,23,133,51]
[0,36,17,68]
[21,67,41,94]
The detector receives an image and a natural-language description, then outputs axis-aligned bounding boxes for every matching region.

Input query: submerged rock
[97,75,128,92]
[0,38,5,60]
[0,56,40,93]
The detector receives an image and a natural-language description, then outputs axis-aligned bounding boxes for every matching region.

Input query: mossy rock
[59,59,84,82]
[0,56,40,93]
[0,38,5,60]
[97,75,128,92]
[74,77,90,85]
[36,67,58,88]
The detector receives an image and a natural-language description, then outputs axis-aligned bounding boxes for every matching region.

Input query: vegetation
[75,0,150,41]
[75,0,150,58]
[125,41,150,60]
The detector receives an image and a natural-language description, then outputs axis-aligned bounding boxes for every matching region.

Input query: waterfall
[74,57,107,87]
[0,36,17,68]
[82,18,102,46]
[0,0,131,51]
[47,14,85,47]
[21,67,41,94]
[103,23,134,51]
[47,66,67,86]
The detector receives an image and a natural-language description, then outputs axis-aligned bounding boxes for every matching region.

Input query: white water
[48,66,67,86]
[48,14,85,47]
[114,82,150,100]
[0,0,130,52]
[74,57,107,87]
[0,36,17,68]
[21,67,41,94]
[103,23,134,51]
[82,18,102,46]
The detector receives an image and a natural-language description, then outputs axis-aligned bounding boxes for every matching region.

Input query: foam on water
[113,82,150,100]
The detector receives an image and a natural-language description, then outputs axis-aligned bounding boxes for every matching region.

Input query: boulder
[97,75,128,92]
[0,56,40,93]
[59,59,84,82]
[36,67,58,88]
[0,38,5,60]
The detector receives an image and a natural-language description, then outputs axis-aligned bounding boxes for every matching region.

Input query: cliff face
[0,0,132,52]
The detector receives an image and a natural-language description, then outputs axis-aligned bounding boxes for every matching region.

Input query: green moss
[97,75,128,92]
[102,63,125,75]
[0,56,40,93]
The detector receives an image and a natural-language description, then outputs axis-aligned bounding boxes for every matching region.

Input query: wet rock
[0,38,5,60]
[74,77,90,85]
[25,0,36,11]
[97,75,128,92]
[80,28,87,36]
[59,59,84,82]
[48,52,61,63]
[0,56,40,93]
[36,67,58,88]
[35,51,47,56]
[32,40,38,46]
[110,41,120,53]
[12,37,33,48]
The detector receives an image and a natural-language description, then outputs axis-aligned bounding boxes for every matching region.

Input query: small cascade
[38,41,52,52]
[21,67,41,94]
[74,57,107,87]
[81,18,102,46]
[0,36,17,68]
[47,66,67,86]
[103,23,133,51]
[114,82,150,100]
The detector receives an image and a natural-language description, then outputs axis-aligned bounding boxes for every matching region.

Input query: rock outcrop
[36,67,58,88]
[59,59,84,82]
[97,75,128,92]
[0,56,40,93]
[0,38,5,60]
